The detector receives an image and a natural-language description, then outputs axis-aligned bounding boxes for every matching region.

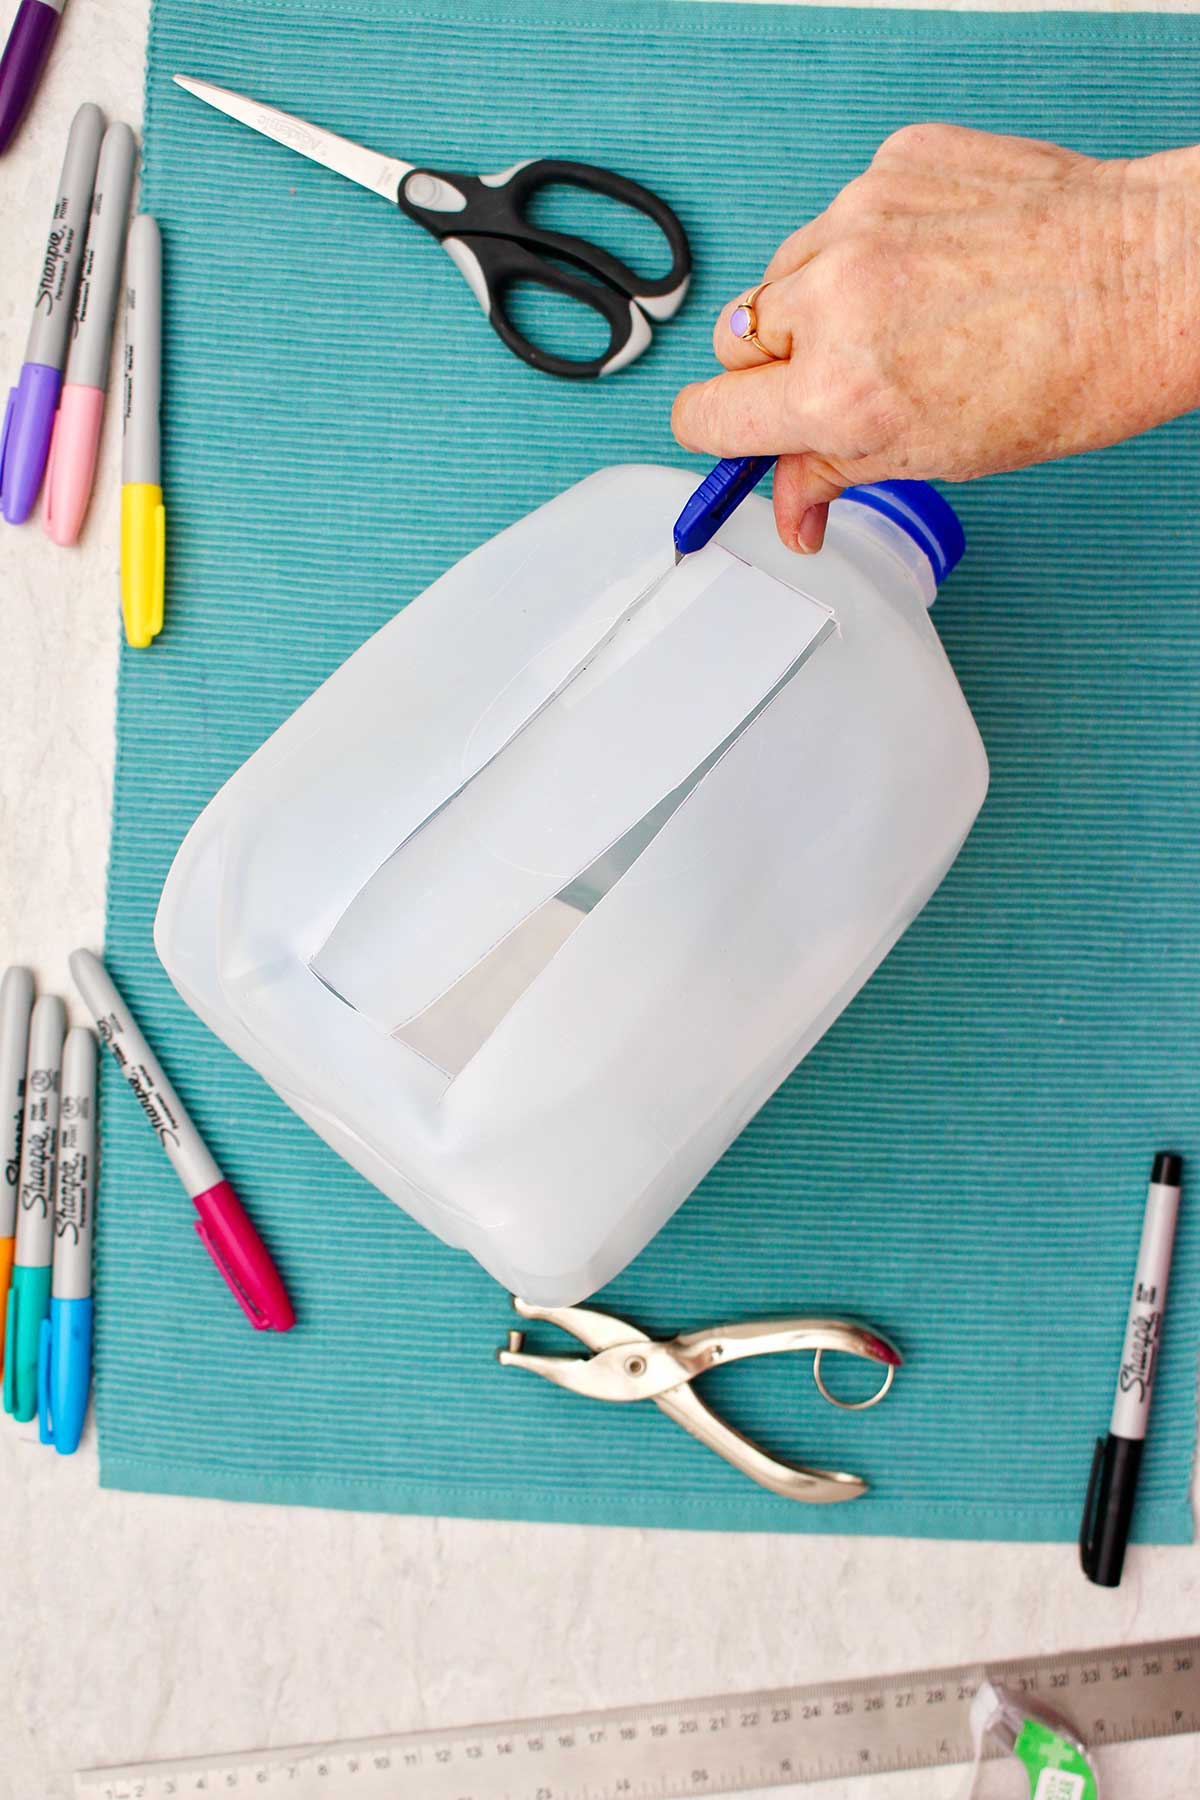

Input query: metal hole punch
[496,1297,901,1503]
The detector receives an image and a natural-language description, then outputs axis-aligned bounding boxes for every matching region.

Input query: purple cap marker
[0,0,67,154]
[1,99,103,524]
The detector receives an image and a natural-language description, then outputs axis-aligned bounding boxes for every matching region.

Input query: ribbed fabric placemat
[95,0,1200,1538]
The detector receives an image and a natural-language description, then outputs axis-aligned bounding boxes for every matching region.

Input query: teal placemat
[95,0,1200,1538]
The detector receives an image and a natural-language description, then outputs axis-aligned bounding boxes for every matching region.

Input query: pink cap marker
[69,949,295,1334]
[43,121,136,545]
[43,383,105,544]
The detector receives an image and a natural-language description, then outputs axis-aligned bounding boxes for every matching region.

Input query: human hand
[672,124,1200,551]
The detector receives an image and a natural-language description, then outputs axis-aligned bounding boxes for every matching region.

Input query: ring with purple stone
[728,282,778,358]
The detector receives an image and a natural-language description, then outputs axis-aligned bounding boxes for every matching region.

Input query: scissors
[498,1297,902,1503]
[174,75,692,381]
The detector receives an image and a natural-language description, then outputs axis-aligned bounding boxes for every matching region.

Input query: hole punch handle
[654,1380,869,1505]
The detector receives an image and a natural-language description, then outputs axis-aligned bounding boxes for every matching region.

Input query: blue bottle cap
[840,480,966,586]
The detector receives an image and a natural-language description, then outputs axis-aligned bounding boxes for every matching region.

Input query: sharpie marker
[1080,1151,1184,1587]
[70,950,294,1331]
[3,994,65,1421]
[38,1026,97,1453]
[0,967,35,1379]
[0,0,67,155]
[44,121,137,545]
[120,214,165,645]
[0,101,104,523]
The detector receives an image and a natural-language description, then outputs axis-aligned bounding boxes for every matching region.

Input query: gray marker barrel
[66,122,137,389]
[69,949,221,1198]
[121,213,162,484]
[53,1028,97,1300]
[24,102,105,371]
[0,968,35,1240]
[13,995,66,1269]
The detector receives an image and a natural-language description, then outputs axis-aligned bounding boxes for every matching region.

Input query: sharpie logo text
[34,223,71,315]
[98,1013,181,1150]
[56,1149,91,1243]
[1119,1308,1161,1403]
[19,1123,56,1215]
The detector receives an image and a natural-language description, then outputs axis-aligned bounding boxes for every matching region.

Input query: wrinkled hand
[672,123,1200,551]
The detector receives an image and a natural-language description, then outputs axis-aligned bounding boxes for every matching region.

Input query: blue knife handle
[672,456,778,558]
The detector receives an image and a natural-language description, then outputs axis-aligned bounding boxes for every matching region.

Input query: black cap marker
[1080,1151,1183,1588]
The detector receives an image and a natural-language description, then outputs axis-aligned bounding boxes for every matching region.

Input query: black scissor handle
[398,157,692,312]
[443,232,649,379]
[496,158,691,309]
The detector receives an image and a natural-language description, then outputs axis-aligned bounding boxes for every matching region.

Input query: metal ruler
[76,1636,1200,1800]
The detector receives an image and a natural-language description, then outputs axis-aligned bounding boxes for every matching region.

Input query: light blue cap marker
[38,1295,93,1453]
[37,1025,96,1454]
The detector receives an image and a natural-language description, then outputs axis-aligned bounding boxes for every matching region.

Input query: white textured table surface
[2,3,1198,1798]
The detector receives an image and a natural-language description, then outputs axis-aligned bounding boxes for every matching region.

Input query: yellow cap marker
[121,483,165,646]
[120,214,165,646]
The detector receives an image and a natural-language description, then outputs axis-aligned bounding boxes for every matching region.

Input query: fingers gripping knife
[497,1298,901,1503]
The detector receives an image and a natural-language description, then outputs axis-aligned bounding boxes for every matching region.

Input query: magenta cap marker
[0,100,103,525]
[0,0,67,154]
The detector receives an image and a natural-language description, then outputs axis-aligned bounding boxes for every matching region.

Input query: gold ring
[728,282,779,359]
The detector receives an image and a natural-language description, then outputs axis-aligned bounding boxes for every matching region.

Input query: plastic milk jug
[156,466,988,1303]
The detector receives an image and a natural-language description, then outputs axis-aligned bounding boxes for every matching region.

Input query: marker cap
[0,360,61,522]
[120,482,165,644]
[0,0,64,155]
[1080,1432,1143,1588]
[2,1259,52,1420]
[0,1234,14,1380]
[192,1179,295,1332]
[1152,1150,1182,1189]
[37,1293,93,1453]
[43,381,104,543]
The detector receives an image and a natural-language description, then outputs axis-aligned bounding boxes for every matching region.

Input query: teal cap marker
[2,994,64,1422]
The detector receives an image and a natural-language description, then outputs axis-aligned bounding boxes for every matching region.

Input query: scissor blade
[173,74,413,203]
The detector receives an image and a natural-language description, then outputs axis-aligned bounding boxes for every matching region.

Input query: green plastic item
[1015,1717,1099,1800]
[970,1680,1099,1800]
